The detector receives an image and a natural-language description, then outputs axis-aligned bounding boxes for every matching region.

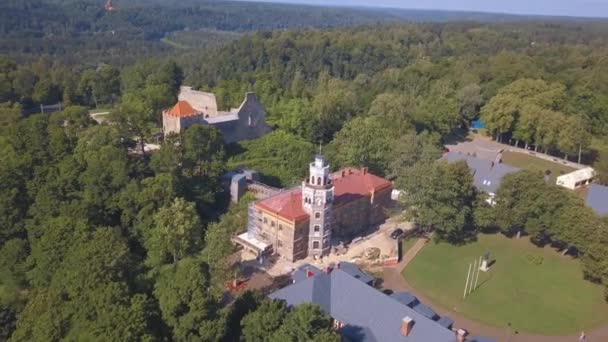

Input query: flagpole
[463,263,472,299]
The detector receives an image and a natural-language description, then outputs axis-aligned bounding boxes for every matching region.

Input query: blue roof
[437,316,454,329]
[443,152,519,194]
[413,303,439,320]
[337,262,375,284]
[586,184,608,216]
[471,120,486,129]
[292,264,323,283]
[270,269,456,342]
[390,292,419,307]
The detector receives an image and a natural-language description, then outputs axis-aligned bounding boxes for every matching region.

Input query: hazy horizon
[235,0,608,18]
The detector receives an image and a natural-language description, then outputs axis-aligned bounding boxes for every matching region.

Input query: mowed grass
[403,234,608,335]
[402,236,418,255]
[501,151,575,183]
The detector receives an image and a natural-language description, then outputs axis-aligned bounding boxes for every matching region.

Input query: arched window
[317,177,322,185]
[315,212,321,219]
[310,176,314,185]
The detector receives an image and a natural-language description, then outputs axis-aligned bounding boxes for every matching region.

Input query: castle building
[162,86,271,143]
[234,155,393,261]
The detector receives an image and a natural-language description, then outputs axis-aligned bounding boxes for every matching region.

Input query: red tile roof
[256,189,309,223]
[255,168,392,222]
[166,101,200,117]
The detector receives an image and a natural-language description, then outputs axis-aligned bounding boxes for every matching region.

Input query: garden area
[501,151,575,183]
[402,234,608,335]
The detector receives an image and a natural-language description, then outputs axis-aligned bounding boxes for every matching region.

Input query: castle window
[317,177,322,185]
[263,217,267,224]
[271,221,275,227]
[310,176,315,185]
[313,241,320,249]
[314,225,320,232]
[279,224,283,230]
[315,212,321,219]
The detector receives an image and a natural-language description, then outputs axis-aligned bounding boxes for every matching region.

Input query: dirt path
[383,255,608,342]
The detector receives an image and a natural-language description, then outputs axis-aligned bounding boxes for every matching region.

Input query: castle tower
[302,155,334,258]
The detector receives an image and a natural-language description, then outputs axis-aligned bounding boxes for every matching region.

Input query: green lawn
[402,236,418,255]
[403,234,608,335]
[501,151,575,183]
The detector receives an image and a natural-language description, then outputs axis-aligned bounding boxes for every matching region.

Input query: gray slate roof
[585,184,608,216]
[437,316,454,329]
[390,292,419,307]
[443,152,519,194]
[292,264,323,283]
[337,262,375,285]
[413,303,439,320]
[270,269,457,342]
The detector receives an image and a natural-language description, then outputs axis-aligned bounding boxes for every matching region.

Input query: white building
[556,167,595,190]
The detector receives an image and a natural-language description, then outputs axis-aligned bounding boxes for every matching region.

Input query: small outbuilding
[556,167,595,190]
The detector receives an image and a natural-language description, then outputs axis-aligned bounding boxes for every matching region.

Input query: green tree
[558,115,591,161]
[269,304,338,342]
[228,130,315,187]
[481,79,566,142]
[0,288,25,341]
[0,239,29,288]
[242,299,287,342]
[154,258,222,341]
[147,198,203,266]
[457,83,483,125]
[330,116,392,176]
[398,161,476,243]
[367,92,416,135]
[26,217,89,287]
[594,148,608,185]
[387,130,442,179]
[311,76,357,143]
[182,124,225,178]
[32,78,60,105]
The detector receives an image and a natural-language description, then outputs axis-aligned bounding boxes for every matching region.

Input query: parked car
[390,228,404,240]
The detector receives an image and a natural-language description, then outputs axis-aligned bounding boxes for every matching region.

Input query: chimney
[456,328,468,342]
[400,316,414,336]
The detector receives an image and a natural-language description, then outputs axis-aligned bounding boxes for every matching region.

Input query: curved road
[382,241,607,342]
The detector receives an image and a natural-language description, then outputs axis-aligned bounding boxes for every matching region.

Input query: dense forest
[2,1,608,340]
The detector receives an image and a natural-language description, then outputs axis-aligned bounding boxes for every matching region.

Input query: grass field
[402,234,608,335]
[501,151,575,183]
[402,236,418,255]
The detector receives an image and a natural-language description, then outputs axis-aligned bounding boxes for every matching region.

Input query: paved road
[383,254,608,342]
[446,134,585,170]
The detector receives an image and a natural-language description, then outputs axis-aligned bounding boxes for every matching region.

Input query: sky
[238,0,608,18]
